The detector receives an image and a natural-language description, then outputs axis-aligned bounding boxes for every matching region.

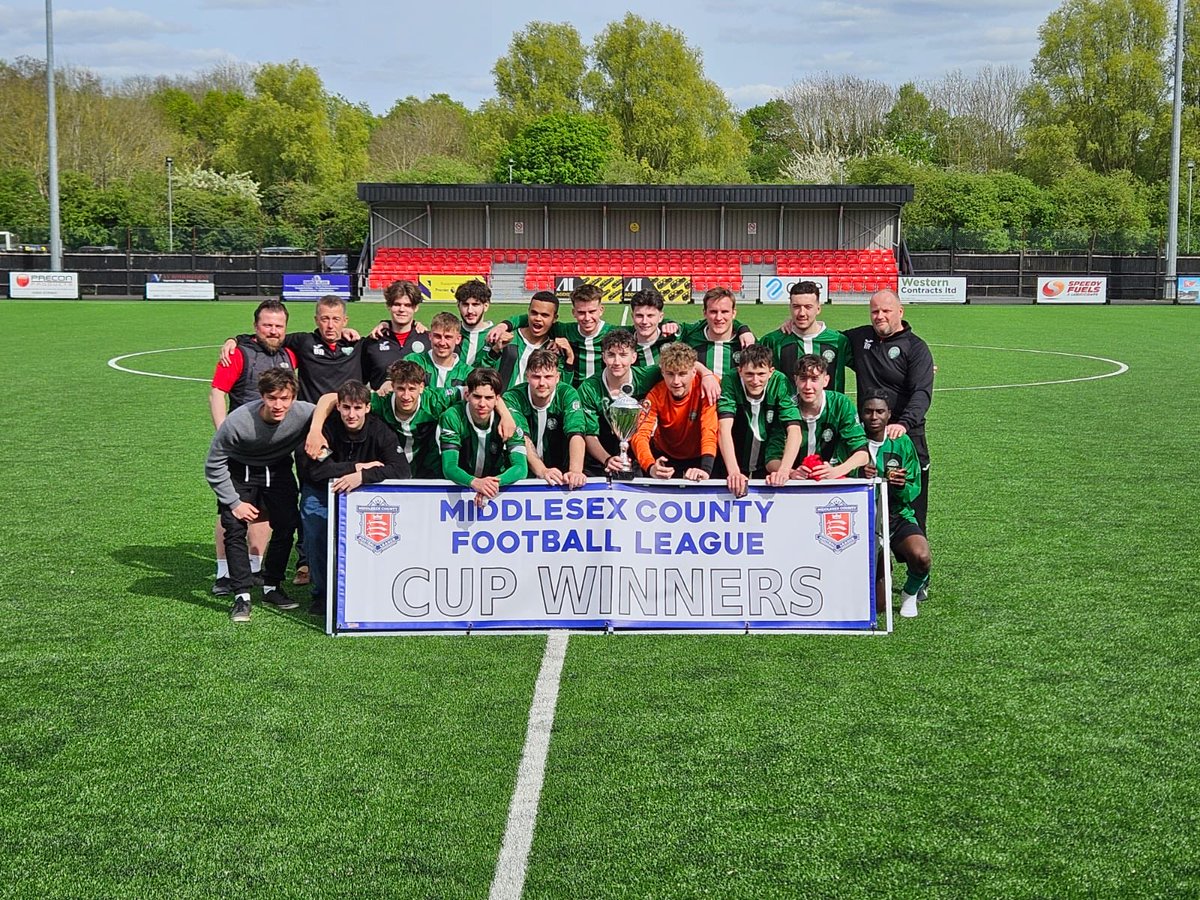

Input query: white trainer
[899,592,919,618]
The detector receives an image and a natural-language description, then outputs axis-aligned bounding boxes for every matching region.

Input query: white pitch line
[619,305,629,327]
[928,343,1129,392]
[107,345,217,383]
[490,631,569,900]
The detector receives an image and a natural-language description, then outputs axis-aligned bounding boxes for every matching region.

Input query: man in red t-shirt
[631,342,718,481]
[208,299,298,595]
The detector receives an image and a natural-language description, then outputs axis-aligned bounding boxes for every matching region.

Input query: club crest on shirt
[822,349,835,363]
[822,428,833,442]
[546,417,559,431]
[888,346,901,359]
[410,339,428,354]
[341,347,354,356]
[766,410,775,423]
[356,496,401,554]
[688,411,698,421]
[815,497,859,553]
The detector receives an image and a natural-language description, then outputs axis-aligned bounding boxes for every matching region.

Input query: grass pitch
[0,299,1197,898]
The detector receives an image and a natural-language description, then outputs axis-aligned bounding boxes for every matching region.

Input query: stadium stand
[366,247,898,295]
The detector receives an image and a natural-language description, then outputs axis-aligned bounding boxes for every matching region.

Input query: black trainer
[212,576,232,596]
[262,585,299,610]
[308,598,326,617]
[230,596,252,623]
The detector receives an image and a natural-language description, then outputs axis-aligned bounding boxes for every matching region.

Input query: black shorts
[889,515,924,552]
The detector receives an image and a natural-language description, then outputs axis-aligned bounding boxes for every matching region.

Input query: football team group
[204,279,934,623]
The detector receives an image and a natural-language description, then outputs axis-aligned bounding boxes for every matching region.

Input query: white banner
[8,271,78,299]
[330,480,884,634]
[759,275,829,304]
[898,276,967,304]
[145,274,215,300]
[1037,276,1107,304]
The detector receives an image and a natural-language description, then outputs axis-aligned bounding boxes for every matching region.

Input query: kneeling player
[631,343,718,481]
[205,369,313,623]
[440,368,529,507]
[717,344,801,497]
[503,349,587,489]
[860,389,931,618]
[297,380,409,615]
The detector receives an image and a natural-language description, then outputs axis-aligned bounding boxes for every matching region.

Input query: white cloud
[55,7,189,42]
[200,0,319,7]
[726,83,783,107]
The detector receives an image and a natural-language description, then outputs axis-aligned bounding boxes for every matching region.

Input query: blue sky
[1,0,1063,113]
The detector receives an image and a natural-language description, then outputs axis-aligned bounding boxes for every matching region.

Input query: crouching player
[441,368,529,507]
[768,353,868,481]
[204,369,313,623]
[503,349,587,489]
[717,344,802,497]
[297,380,409,616]
[631,343,718,481]
[860,389,931,618]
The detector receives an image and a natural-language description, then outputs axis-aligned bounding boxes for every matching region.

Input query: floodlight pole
[45,0,61,270]
[166,156,174,253]
[1165,0,1185,300]
[1188,160,1194,254]
[508,158,514,184]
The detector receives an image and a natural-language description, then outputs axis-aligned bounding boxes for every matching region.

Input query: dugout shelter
[357,184,913,303]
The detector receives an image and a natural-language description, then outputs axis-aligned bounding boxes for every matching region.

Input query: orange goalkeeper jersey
[632,378,718,469]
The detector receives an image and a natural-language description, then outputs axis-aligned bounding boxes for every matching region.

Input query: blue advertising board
[283,273,351,301]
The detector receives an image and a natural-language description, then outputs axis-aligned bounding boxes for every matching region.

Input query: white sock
[235,592,250,602]
[262,584,277,594]
[216,559,229,578]
[249,555,262,574]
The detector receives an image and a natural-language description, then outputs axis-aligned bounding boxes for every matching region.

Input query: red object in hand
[801,454,824,470]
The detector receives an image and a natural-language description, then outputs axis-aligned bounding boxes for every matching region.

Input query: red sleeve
[211,347,244,392]
[286,347,298,367]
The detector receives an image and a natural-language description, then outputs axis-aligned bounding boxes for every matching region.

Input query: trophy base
[609,468,636,482]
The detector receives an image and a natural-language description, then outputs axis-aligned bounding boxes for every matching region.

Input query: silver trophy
[602,392,652,480]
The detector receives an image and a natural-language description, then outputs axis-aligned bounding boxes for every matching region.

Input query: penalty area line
[489,631,569,900]
[106,345,217,383]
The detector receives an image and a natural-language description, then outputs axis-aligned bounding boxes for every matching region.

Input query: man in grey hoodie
[205,368,317,622]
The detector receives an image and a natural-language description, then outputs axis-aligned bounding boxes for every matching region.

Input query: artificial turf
[1,299,1197,897]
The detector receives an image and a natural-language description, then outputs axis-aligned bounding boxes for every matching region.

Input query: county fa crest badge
[815,497,859,553]
[356,496,401,554]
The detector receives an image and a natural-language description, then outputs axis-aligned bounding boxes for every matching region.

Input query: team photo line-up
[205,277,933,625]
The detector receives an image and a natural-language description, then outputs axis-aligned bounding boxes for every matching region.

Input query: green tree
[740,99,799,182]
[263,180,367,249]
[499,113,612,184]
[493,22,588,119]
[216,62,348,187]
[989,172,1050,232]
[369,94,474,175]
[1016,122,1081,186]
[845,153,924,186]
[586,14,748,178]
[0,166,48,235]
[1047,166,1151,248]
[389,156,489,184]
[884,83,946,165]
[1023,0,1168,177]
